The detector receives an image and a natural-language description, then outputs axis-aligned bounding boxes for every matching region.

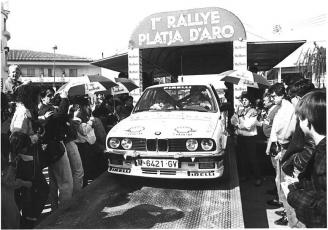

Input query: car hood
[108,111,219,139]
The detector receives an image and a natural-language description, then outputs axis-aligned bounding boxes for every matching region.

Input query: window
[40,68,44,77]
[48,68,52,77]
[69,69,77,77]
[27,68,35,77]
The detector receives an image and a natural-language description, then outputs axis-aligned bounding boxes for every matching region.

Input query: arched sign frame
[127,7,248,103]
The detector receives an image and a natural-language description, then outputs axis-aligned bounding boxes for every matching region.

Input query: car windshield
[134,85,217,113]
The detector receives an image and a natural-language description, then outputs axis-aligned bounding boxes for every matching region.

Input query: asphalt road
[37,140,245,229]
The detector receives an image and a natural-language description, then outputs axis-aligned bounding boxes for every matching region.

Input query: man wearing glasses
[266,83,296,226]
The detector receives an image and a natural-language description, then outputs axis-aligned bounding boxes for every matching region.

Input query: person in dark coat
[38,88,73,210]
[287,90,326,228]
[281,79,315,176]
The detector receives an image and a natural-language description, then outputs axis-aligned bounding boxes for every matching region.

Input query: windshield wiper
[180,108,208,112]
[134,109,153,113]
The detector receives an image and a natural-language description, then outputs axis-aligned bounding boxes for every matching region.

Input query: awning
[91,40,306,75]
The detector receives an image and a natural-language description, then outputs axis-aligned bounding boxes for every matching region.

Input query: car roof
[146,82,213,89]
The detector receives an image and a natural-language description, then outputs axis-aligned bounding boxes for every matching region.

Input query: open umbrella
[87,75,118,88]
[218,70,271,87]
[111,78,139,95]
[56,75,118,96]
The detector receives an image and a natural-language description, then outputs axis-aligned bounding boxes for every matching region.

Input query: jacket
[287,137,326,228]
[232,107,258,136]
[38,98,69,143]
[10,103,35,137]
[281,119,315,175]
[270,99,296,145]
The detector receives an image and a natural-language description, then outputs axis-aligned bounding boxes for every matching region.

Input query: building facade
[1,1,10,80]
[7,49,101,87]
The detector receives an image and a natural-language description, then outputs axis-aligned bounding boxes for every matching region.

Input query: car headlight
[121,138,132,150]
[186,139,198,151]
[201,139,214,151]
[109,138,120,148]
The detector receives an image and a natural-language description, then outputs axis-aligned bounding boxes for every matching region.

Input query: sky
[5,0,328,61]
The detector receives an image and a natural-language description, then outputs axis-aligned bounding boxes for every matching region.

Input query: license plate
[137,159,178,169]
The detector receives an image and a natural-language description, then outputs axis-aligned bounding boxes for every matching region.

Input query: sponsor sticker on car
[109,167,131,173]
[189,171,215,177]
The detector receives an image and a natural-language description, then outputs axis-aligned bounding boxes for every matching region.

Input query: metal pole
[53,45,57,89]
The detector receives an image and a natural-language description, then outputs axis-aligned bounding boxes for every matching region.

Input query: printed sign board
[129,7,246,49]
[233,40,247,110]
[128,48,143,103]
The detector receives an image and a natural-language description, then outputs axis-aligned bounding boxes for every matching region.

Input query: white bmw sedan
[105,83,227,179]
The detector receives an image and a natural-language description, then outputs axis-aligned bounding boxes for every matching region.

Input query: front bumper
[107,153,224,179]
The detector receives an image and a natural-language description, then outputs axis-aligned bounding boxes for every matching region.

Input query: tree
[297,42,326,88]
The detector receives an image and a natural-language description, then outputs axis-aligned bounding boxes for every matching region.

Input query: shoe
[266,188,278,196]
[275,210,286,216]
[254,179,262,186]
[274,216,288,225]
[267,199,283,207]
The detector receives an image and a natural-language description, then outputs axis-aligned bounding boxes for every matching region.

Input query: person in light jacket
[265,83,296,226]
[231,91,262,186]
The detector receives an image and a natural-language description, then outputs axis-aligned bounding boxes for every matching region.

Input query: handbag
[39,140,65,168]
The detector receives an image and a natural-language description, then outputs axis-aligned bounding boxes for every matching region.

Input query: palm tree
[297,42,326,88]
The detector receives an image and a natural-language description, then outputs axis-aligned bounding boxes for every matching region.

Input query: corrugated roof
[8,49,93,62]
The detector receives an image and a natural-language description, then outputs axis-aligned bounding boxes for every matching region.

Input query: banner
[129,7,246,49]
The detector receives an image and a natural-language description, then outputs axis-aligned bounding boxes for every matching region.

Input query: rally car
[105,83,228,179]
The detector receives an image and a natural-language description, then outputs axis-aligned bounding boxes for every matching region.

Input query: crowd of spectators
[230,77,326,227]
[1,65,134,228]
[1,64,326,228]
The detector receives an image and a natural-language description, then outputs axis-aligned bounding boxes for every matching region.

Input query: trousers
[65,141,84,193]
[48,143,73,210]
[236,135,261,179]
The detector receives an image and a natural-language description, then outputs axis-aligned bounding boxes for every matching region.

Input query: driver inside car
[184,87,212,110]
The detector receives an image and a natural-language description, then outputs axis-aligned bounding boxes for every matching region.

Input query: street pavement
[37,139,286,229]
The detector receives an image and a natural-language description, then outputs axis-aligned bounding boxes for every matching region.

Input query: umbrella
[56,75,118,96]
[218,70,271,87]
[111,78,139,95]
[87,75,118,89]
